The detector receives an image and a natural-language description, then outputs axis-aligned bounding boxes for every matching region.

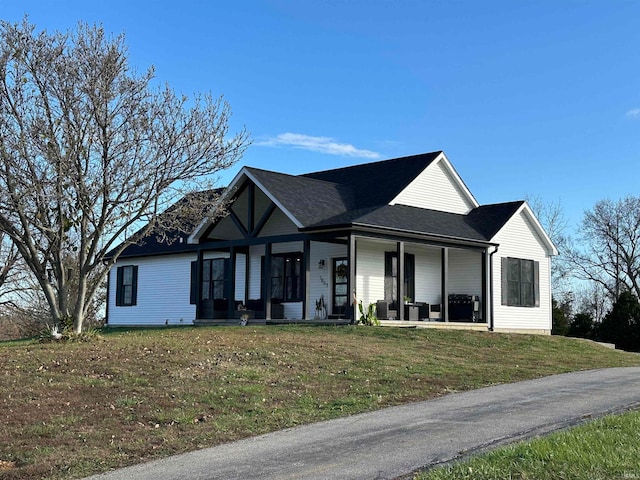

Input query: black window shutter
[384,252,394,302]
[404,253,415,302]
[533,261,540,307]
[131,265,138,306]
[501,257,508,305]
[223,258,231,300]
[115,266,123,306]
[190,261,198,305]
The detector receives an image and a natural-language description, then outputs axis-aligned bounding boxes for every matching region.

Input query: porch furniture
[404,304,420,321]
[428,303,441,320]
[246,298,265,319]
[200,299,244,319]
[448,294,480,322]
[233,310,254,320]
[376,300,398,320]
[270,302,285,319]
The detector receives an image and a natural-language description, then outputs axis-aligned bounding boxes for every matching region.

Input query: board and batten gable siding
[108,253,196,326]
[259,208,299,237]
[205,215,241,240]
[491,210,552,333]
[390,159,476,214]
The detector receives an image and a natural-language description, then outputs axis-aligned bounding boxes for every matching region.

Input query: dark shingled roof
[113,153,524,258]
[246,167,355,226]
[108,189,222,259]
[302,151,442,209]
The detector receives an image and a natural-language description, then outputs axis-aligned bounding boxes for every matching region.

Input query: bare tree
[0,232,22,304]
[565,196,640,301]
[0,19,249,333]
[573,281,609,324]
[525,195,569,296]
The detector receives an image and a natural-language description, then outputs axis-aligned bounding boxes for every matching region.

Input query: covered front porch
[191,232,493,330]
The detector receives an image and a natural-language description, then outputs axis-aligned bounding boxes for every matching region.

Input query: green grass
[0,325,639,479]
[415,408,640,480]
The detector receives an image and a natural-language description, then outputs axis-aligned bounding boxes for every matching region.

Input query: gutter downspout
[489,245,499,331]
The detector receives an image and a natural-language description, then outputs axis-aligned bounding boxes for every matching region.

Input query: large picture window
[501,257,539,307]
[271,253,302,302]
[115,265,138,306]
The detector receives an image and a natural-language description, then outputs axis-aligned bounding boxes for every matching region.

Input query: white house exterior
[107,151,557,334]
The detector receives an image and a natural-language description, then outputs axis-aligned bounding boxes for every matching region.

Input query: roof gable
[481,201,557,256]
[390,153,478,214]
[302,151,441,209]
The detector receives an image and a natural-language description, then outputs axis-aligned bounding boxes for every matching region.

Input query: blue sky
[3,1,640,231]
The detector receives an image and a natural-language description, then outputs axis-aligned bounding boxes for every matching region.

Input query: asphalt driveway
[86,367,640,480]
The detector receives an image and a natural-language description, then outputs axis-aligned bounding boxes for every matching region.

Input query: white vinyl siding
[448,249,482,298]
[407,244,441,305]
[491,209,552,333]
[355,239,386,308]
[248,245,265,299]
[307,241,347,319]
[235,254,246,302]
[108,253,196,326]
[391,159,476,214]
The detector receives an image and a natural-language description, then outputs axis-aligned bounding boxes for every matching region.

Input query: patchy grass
[415,408,640,480]
[0,326,639,479]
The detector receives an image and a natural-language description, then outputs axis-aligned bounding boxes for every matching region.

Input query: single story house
[107,151,557,334]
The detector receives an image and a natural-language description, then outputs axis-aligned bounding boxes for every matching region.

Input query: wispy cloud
[256,133,381,159]
[626,108,640,119]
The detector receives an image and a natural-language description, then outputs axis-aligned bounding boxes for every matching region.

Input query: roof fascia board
[189,167,250,243]
[350,225,495,250]
[243,170,305,229]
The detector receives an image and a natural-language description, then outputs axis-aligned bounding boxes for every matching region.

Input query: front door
[332,258,348,316]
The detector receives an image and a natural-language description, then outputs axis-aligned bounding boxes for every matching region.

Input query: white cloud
[256,133,381,159]
[626,108,640,119]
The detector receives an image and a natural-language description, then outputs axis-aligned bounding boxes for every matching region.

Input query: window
[384,252,415,304]
[115,265,138,306]
[501,257,539,307]
[201,259,226,300]
[271,253,302,302]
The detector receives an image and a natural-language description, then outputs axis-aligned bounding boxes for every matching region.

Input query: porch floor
[193,318,351,327]
[379,320,489,331]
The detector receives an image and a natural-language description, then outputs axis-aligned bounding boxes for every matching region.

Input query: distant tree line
[544,196,640,352]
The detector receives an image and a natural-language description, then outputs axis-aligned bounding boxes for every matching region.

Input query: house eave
[302,222,497,249]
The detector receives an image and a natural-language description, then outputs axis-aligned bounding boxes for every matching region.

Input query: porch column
[482,249,489,324]
[441,247,449,322]
[397,241,405,320]
[228,246,237,319]
[348,234,356,322]
[264,243,272,320]
[303,239,310,320]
